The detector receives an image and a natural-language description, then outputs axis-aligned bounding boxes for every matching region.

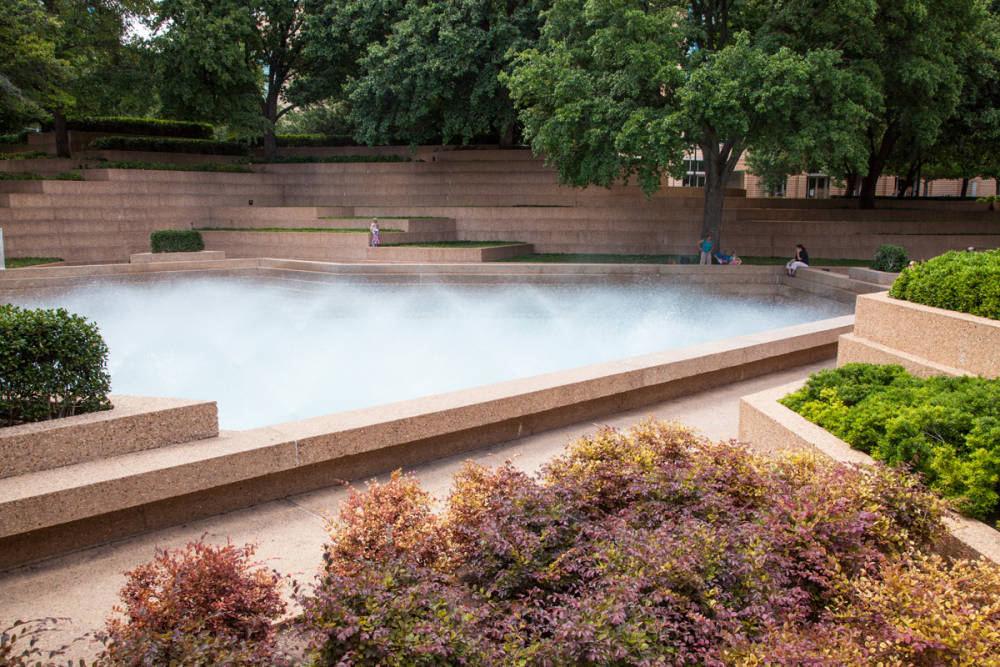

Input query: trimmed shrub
[41,116,213,139]
[275,133,356,147]
[151,229,205,253]
[297,420,965,665]
[97,540,287,666]
[89,136,249,156]
[782,363,1000,523]
[0,305,112,426]
[872,243,908,272]
[889,248,1000,320]
[0,172,42,180]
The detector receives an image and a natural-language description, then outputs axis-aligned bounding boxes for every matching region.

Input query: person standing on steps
[369,218,380,247]
[699,234,713,265]
[786,244,809,276]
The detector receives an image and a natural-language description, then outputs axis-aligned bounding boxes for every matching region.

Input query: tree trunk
[699,139,743,251]
[858,128,898,210]
[52,109,70,158]
[261,87,281,160]
[960,178,969,197]
[845,171,858,197]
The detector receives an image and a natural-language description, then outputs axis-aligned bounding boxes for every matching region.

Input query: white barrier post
[0,227,5,270]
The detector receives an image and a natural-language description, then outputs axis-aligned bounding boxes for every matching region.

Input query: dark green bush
[41,116,213,139]
[889,249,1000,320]
[151,230,205,253]
[781,363,1000,523]
[0,172,42,180]
[872,243,908,272]
[0,305,112,426]
[89,136,249,156]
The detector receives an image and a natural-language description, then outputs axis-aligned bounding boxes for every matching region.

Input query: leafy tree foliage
[0,1,69,133]
[296,0,547,147]
[152,0,309,156]
[505,0,874,243]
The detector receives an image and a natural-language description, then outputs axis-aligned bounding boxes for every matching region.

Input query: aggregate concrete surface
[0,360,831,663]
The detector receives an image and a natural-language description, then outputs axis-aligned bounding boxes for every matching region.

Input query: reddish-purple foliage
[298,420,965,665]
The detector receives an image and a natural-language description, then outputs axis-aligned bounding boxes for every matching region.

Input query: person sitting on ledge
[786,244,809,276]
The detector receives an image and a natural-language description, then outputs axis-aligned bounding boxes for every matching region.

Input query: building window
[806,175,829,199]
[970,181,978,196]
[683,158,705,187]
[766,182,785,197]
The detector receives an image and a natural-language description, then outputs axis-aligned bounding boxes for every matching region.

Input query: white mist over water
[17,277,848,430]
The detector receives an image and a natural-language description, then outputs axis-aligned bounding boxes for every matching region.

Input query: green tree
[152,0,309,157]
[505,0,874,245]
[0,0,69,133]
[348,0,548,146]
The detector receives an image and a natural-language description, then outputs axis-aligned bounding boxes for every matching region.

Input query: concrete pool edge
[0,315,852,571]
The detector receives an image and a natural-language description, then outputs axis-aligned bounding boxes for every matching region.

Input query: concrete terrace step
[3,193,283,208]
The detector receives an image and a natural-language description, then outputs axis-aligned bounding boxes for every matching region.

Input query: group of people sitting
[698,234,742,265]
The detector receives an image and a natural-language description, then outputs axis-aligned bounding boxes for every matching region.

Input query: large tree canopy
[296,0,548,146]
[0,0,69,133]
[153,0,309,156]
[505,0,875,243]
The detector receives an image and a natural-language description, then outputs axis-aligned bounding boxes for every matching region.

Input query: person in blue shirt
[699,234,713,265]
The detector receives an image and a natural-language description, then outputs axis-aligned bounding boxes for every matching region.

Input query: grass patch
[319,215,435,219]
[197,227,404,233]
[383,241,523,248]
[94,160,253,173]
[500,253,869,266]
[0,150,51,160]
[4,257,63,268]
[0,172,83,181]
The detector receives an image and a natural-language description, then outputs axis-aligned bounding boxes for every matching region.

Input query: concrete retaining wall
[739,382,1000,564]
[837,291,1000,378]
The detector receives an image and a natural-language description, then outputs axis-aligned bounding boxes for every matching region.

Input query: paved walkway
[0,360,830,662]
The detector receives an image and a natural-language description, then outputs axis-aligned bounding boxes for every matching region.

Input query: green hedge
[274,133,356,147]
[781,363,1000,524]
[0,305,112,426]
[0,150,50,160]
[872,243,908,272]
[89,136,249,156]
[41,116,213,139]
[889,249,1000,320]
[151,230,205,253]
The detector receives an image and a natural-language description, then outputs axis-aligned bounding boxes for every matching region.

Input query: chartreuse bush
[781,363,1000,523]
[0,305,112,426]
[889,248,1000,320]
[296,420,1000,665]
[150,229,204,253]
[96,540,288,666]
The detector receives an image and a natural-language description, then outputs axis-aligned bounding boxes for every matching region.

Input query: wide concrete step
[4,193,282,208]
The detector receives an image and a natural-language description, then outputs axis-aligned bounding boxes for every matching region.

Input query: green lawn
[197,226,404,233]
[382,241,523,248]
[500,253,869,266]
[4,257,62,268]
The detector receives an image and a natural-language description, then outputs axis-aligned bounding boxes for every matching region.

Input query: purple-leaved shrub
[297,420,1000,666]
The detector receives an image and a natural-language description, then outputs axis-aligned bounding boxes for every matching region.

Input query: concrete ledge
[839,292,1000,378]
[0,316,850,569]
[0,396,218,478]
[131,251,226,263]
[368,243,534,262]
[847,266,898,286]
[739,381,1000,564]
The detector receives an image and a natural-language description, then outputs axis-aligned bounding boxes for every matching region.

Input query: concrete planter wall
[837,291,1000,378]
[739,381,1000,564]
[0,396,217,478]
